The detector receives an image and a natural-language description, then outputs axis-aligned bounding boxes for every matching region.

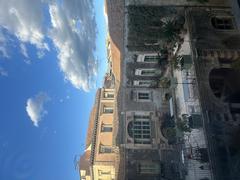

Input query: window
[101,124,113,132]
[144,55,160,63]
[141,69,155,76]
[232,113,240,122]
[80,170,86,176]
[138,162,160,174]
[133,80,154,87]
[138,92,151,100]
[104,92,114,98]
[103,106,114,114]
[211,17,234,30]
[99,145,113,153]
[98,170,111,176]
[137,54,160,63]
[127,114,151,144]
[135,69,156,76]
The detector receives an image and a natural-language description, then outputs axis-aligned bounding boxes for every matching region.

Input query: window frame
[127,113,152,145]
[99,145,113,153]
[135,68,156,76]
[137,54,160,63]
[103,91,114,99]
[211,16,235,30]
[98,170,111,176]
[143,55,160,63]
[135,91,152,102]
[103,106,114,114]
[133,80,154,87]
[101,123,113,132]
[138,92,150,100]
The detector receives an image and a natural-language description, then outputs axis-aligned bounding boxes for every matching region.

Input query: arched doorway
[209,68,240,122]
[209,68,240,103]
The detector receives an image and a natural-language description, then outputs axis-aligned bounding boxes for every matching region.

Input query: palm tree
[162,19,180,43]
[159,77,171,88]
[170,55,183,70]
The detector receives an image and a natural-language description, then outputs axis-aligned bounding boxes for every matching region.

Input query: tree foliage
[159,77,171,88]
[177,118,191,132]
[127,6,185,52]
[171,55,183,70]
[231,59,240,71]
[166,128,176,138]
[162,19,182,43]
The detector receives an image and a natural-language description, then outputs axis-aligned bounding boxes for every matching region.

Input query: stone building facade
[80,0,240,180]
[120,0,240,180]
[187,7,240,180]
[79,79,118,180]
[120,51,171,179]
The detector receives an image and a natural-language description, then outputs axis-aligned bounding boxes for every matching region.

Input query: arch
[209,68,240,103]
[127,121,134,138]
[127,119,151,144]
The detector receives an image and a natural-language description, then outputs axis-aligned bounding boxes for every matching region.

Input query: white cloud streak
[26,92,50,127]
[20,43,29,58]
[0,67,8,76]
[20,43,31,64]
[0,28,9,58]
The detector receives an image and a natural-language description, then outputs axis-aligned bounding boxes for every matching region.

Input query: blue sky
[0,0,107,179]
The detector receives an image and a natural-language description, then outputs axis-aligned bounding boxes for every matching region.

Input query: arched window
[127,115,151,144]
[211,17,234,30]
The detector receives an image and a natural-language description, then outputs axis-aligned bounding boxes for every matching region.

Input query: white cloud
[0,46,9,58]
[0,0,97,91]
[26,92,50,127]
[20,43,31,64]
[0,29,9,58]
[0,67,8,76]
[37,50,45,59]
[20,43,28,58]
[48,1,97,91]
[0,0,49,50]
[23,58,31,65]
